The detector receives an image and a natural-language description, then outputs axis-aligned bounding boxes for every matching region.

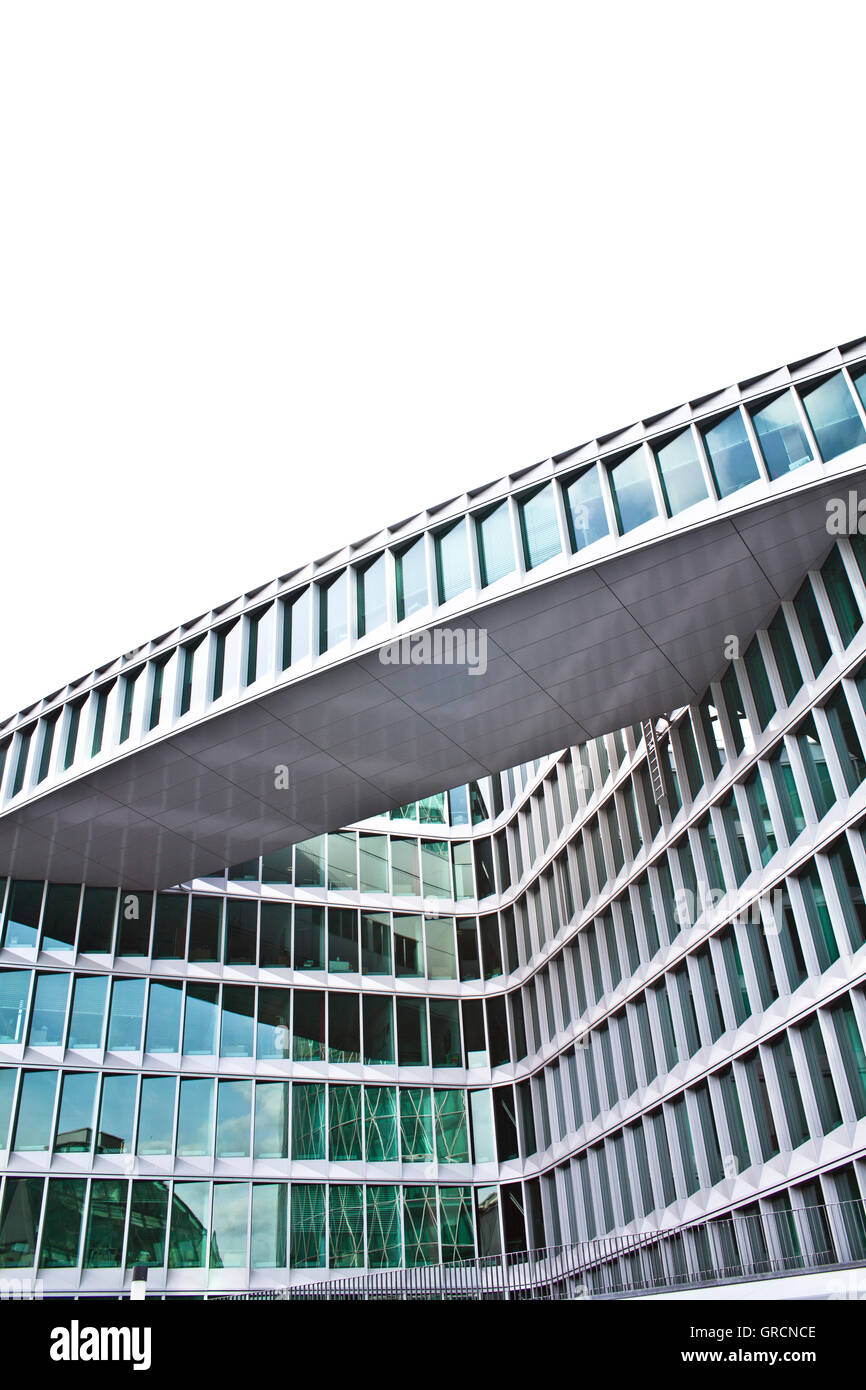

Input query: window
[750,390,812,477]
[359,833,389,892]
[220,985,255,1058]
[90,684,114,756]
[828,997,866,1119]
[767,609,803,703]
[395,537,428,621]
[40,883,79,952]
[282,587,312,668]
[797,864,839,971]
[653,428,708,515]
[720,667,747,755]
[797,1015,842,1134]
[211,624,238,703]
[179,636,205,714]
[768,741,805,841]
[361,910,391,974]
[10,727,33,796]
[67,974,108,1048]
[318,570,348,653]
[564,464,610,549]
[356,554,387,637]
[327,832,357,891]
[13,1070,57,1151]
[293,905,324,970]
[609,447,658,533]
[701,410,760,496]
[295,836,325,888]
[719,791,751,885]
[742,768,777,866]
[391,838,420,896]
[800,372,866,460]
[244,607,269,687]
[740,1049,779,1161]
[824,686,866,792]
[822,547,862,647]
[793,714,835,819]
[145,980,182,1053]
[56,702,83,774]
[119,668,143,743]
[476,502,515,586]
[518,484,561,568]
[826,836,866,953]
[35,713,59,783]
[182,983,218,1055]
[435,518,471,603]
[743,638,774,730]
[697,695,725,778]
[177,1078,215,1157]
[425,918,457,980]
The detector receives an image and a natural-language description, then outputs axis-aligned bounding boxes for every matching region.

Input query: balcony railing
[210,1197,866,1301]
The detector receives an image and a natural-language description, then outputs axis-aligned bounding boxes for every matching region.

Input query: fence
[211,1196,866,1301]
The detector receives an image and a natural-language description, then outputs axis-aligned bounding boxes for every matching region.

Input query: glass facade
[2,347,866,1295]
[3,540,866,1290]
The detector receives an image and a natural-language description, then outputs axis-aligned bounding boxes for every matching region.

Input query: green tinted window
[126,1180,169,1268]
[400,1087,433,1161]
[329,1085,362,1160]
[291,1083,325,1160]
[822,547,861,647]
[403,1186,438,1265]
[84,1179,127,1268]
[290,1184,325,1268]
[168,1183,209,1269]
[794,576,831,675]
[39,1179,86,1269]
[366,1185,401,1268]
[767,610,802,703]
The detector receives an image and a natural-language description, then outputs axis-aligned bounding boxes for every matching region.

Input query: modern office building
[2,339,866,1297]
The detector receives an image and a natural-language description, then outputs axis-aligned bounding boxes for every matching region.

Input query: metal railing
[211,1197,866,1300]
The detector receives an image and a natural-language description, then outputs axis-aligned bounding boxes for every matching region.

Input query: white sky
[1,0,864,720]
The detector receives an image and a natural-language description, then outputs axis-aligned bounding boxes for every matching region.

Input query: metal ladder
[641,718,666,804]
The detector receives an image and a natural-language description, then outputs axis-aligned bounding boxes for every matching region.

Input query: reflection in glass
[565,463,609,549]
[168,1182,210,1269]
[801,373,866,461]
[654,429,709,514]
[702,410,760,496]
[751,391,812,478]
[609,447,659,533]
[13,1070,58,1151]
